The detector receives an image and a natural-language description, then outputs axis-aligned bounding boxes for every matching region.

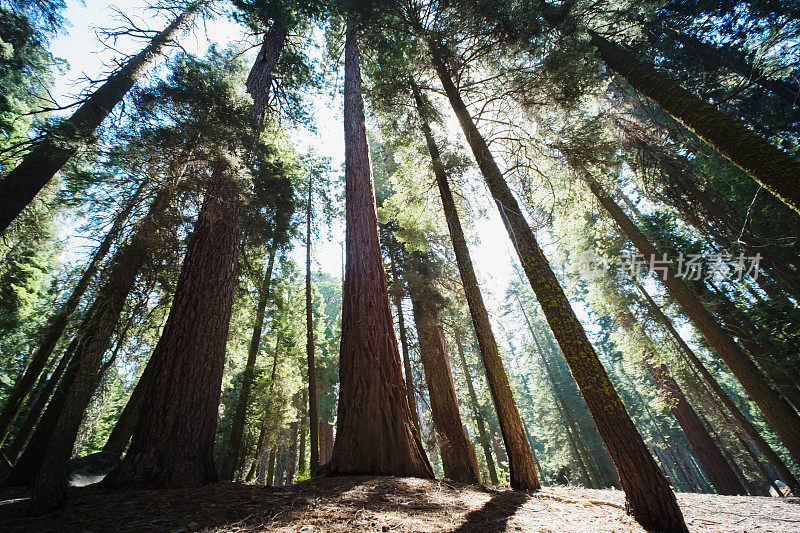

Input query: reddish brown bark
[412,80,539,490]
[102,161,243,491]
[635,282,800,494]
[389,251,420,430]
[326,21,432,479]
[306,176,320,475]
[411,296,479,484]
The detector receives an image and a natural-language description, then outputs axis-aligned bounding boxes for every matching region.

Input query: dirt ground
[0,476,797,532]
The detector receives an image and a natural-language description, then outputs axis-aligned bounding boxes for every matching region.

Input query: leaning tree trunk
[0,180,145,446]
[453,330,500,485]
[412,80,539,490]
[305,176,320,476]
[27,166,185,513]
[588,30,800,215]
[422,34,687,532]
[1,329,78,470]
[410,296,479,484]
[219,245,277,480]
[326,20,432,479]
[586,177,800,466]
[0,2,203,233]
[101,161,243,492]
[635,282,800,494]
[1,323,87,488]
[617,307,748,495]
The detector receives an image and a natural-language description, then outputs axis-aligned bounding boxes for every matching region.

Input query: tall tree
[407,252,479,484]
[0,1,205,233]
[418,29,687,531]
[305,173,320,475]
[219,246,278,480]
[0,179,145,447]
[326,20,432,478]
[99,160,244,494]
[616,306,748,495]
[411,80,539,490]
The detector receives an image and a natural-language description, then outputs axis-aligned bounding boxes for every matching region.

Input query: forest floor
[0,475,798,532]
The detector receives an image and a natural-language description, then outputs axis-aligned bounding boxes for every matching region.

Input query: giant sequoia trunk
[0,181,145,446]
[586,178,800,466]
[410,295,479,484]
[453,330,500,485]
[326,21,432,478]
[412,81,539,490]
[305,177,320,476]
[0,2,203,233]
[28,168,184,513]
[219,245,277,480]
[635,282,800,494]
[423,35,687,532]
[588,30,800,215]
[616,308,747,495]
[102,161,243,491]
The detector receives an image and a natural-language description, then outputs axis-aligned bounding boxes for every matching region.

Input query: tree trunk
[245,24,288,136]
[26,165,184,512]
[616,308,747,495]
[266,447,277,486]
[453,330,499,485]
[2,334,75,466]
[635,281,800,494]
[588,30,800,215]
[298,390,307,476]
[220,245,277,480]
[412,80,539,490]
[587,177,800,465]
[305,177,320,475]
[410,296,479,484]
[422,34,687,531]
[319,421,334,466]
[1,326,85,487]
[0,180,145,446]
[101,160,243,494]
[390,251,420,430]
[327,20,432,479]
[0,2,203,233]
